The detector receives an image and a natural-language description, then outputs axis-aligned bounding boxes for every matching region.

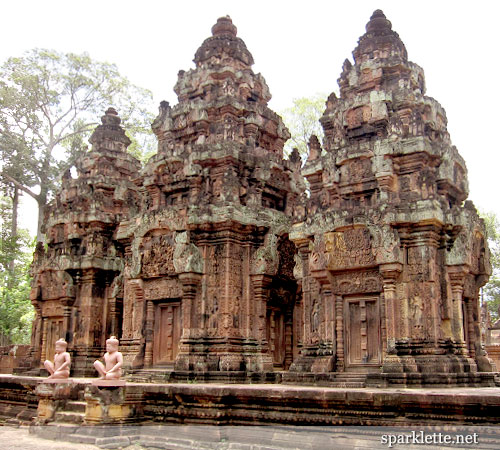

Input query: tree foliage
[0,49,155,241]
[482,211,500,322]
[0,195,33,345]
[280,93,327,159]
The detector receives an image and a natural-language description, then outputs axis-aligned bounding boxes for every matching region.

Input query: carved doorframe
[152,299,182,366]
[42,316,64,363]
[343,295,382,370]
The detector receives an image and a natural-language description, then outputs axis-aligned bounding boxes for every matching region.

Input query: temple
[22,11,496,387]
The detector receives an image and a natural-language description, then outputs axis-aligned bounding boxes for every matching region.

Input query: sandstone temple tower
[290,10,494,385]
[24,12,496,386]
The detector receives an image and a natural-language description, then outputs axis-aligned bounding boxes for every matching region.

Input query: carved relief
[141,233,176,277]
[40,271,75,300]
[409,294,424,339]
[277,237,296,279]
[325,228,375,271]
[330,270,382,295]
[41,300,64,317]
[252,233,279,275]
[407,246,432,281]
[173,232,203,274]
[144,278,182,300]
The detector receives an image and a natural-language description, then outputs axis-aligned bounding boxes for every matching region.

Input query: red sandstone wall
[0,345,30,374]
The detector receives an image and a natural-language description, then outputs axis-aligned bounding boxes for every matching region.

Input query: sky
[2,0,499,236]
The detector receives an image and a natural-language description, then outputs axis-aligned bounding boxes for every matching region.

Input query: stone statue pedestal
[91,379,126,387]
[42,378,72,384]
[35,380,75,423]
[84,383,133,425]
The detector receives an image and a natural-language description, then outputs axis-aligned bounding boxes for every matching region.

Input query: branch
[52,123,97,147]
[0,172,39,200]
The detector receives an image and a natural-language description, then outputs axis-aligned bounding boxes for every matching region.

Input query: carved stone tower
[24,12,494,386]
[115,16,303,377]
[29,108,142,375]
[290,10,495,385]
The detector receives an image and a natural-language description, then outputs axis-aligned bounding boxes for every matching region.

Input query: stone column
[178,272,202,336]
[284,312,294,370]
[109,297,120,338]
[466,299,476,359]
[380,263,402,354]
[447,266,468,346]
[144,299,155,367]
[78,269,98,348]
[61,297,74,345]
[295,240,311,347]
[40,317,48,366]
[335,295,344,372]
[249,274,272,342]
[32,306,43,364]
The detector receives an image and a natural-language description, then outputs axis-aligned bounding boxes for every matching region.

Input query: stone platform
[2,374,500,427]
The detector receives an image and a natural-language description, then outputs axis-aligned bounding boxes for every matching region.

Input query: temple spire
[211,16,237,37]
[352,10,407,63]
[366,9,392,33]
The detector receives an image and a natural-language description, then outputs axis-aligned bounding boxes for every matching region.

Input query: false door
[153,300,182,365]
[344,296,381,369]
[267,308,285,368]
[45,317,64,362]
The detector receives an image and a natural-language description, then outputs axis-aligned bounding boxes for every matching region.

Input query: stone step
[54,410,85,424]
[32,422,82,440]
[65,400,86,413]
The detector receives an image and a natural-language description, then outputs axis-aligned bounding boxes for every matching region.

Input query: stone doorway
[153,300,182,365]
[266,308,286,368]
[344,296,381,370]
[266,283,296,370]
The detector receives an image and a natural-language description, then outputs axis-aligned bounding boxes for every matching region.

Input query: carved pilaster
[144,300,155,367]
[466,299,476,359]
[109,297,120,338]
[335,295,344,371]
[448,265,469,345]
[32,306,42,360]
[179,272,202,334]
[380,263,402,354]
[41,318,48,365]
[250,274,272,342]
[62,302,72,344]
[376,173,396,202]
[284,313,293,370]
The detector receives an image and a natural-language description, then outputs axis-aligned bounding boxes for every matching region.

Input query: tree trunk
[36,196,46,244]
[11,187,18,238]
[7,188,19,274]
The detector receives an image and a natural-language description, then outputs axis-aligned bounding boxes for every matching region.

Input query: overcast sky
[2,0,499,235]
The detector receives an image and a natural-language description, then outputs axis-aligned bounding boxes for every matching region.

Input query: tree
[0,49,155,242]
[482,211,500,322]
[0,195,33,345]
[280,93,327,159]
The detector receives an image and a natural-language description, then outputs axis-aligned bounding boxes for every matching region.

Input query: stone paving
[0,425,99,450]
[4,424,500,450]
